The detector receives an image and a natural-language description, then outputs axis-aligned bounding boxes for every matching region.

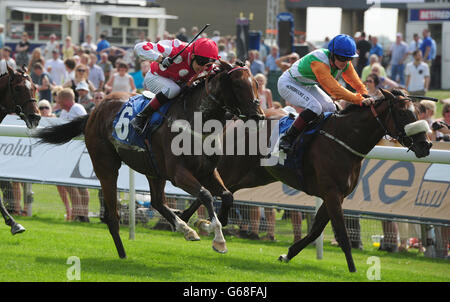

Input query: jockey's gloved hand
[161,57,173,68]
[361,97,375,106]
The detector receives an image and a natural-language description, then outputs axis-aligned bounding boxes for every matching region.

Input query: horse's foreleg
[0,197,25,235]
[279,203,329,263]
[148,177,200,241]
[179,198,202,223]
[173,168,227,253]
[325,196,356,273]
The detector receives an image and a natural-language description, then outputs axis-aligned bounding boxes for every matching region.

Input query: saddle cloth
[269,112,333,171]
[112,92,175,149]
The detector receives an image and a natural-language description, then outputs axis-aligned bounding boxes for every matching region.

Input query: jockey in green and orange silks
[277,34,371,153]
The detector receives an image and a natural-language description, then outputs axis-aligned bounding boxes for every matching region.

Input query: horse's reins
[320,96,414,157]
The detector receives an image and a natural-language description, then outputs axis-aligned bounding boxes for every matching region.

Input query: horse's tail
[33,114,89,145]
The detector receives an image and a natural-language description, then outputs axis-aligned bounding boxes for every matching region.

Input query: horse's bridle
[204,65,260,119]
[0,70,37,120]
[369,96,416,150]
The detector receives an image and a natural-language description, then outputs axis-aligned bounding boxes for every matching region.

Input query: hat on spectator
[76,81,89,91]
[354,32,361,39]
[38,99,51,109]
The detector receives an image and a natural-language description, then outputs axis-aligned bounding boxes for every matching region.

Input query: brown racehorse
[180,89,432,272]
[33,60,264,258]
[0,63,40,234]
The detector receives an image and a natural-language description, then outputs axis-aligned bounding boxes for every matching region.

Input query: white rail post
[129,167,135,240]
[315,197,324,260]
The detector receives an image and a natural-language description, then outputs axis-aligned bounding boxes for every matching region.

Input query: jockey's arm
[134,42,164,63]
[310,61,365,105]
[341,62,369,96]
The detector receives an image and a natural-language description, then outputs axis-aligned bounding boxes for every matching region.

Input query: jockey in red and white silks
[131,38,219,135]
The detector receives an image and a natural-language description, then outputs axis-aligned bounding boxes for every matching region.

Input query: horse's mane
[183,59,244,95]
[338,88,407,115]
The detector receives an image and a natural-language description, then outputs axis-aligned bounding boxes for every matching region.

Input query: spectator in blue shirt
[420,29,433,62]
[96,33,110,60]
[369,36,383,62]
[248,50,265,76]
[265,45,280,74]
[130,60,150,90]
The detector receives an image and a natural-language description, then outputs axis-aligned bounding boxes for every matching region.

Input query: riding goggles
[334,54,353,62]
[195,56,215,66]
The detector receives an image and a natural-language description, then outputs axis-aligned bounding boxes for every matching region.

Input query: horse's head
[379,89,432,158]
[2,65,40,128]
[208,60,265,122]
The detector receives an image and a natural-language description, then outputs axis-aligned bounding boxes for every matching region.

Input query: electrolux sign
[410,9,450,21]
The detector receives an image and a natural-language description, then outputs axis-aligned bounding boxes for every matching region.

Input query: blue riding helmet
[328,34,358,58]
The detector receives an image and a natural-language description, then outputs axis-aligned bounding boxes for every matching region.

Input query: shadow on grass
[34,255,183,280]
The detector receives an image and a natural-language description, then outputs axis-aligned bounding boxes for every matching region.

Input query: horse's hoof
[11,223,26,235]
[278,254,290,263]
[212,241,227,254]
[185,230,201,241]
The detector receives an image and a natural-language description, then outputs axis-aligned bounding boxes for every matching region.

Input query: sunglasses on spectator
[39,106,50,110]
[94,97,103,100]
[365,80,374,83]
[77,69,86,72]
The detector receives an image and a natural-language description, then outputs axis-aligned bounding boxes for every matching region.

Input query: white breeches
[144,72,181,99]
[277,71,336,115]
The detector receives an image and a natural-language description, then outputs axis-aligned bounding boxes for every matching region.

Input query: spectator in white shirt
[1,46,16,70]
[81,34,97,54]
[405,50,430,96]
[43,34,60,61]
[45,49,67,85]
[57,87,87,120]
[56,88,90,222]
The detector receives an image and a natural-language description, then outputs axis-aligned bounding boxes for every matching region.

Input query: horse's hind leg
[0,197,25,235]
[89,148,126,259]
[279,202,329,263]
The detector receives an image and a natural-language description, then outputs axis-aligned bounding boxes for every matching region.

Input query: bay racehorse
[33,60,264,258]
[179,89,432,272]
[0,62,41,234]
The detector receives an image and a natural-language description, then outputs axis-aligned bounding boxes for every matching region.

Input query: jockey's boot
[279,109,317,153]
[130,92,168,135]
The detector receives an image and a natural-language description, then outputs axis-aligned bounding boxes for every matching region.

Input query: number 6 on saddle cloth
[113,92,175,150]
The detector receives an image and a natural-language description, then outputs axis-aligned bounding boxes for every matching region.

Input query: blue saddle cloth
[112,94,174,149]
[279,112,333,171]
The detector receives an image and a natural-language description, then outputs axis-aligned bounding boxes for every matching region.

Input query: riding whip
[407,95,439,102]
[168,24,210,63]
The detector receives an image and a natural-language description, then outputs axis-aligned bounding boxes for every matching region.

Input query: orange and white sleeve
[310,61,365,105]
